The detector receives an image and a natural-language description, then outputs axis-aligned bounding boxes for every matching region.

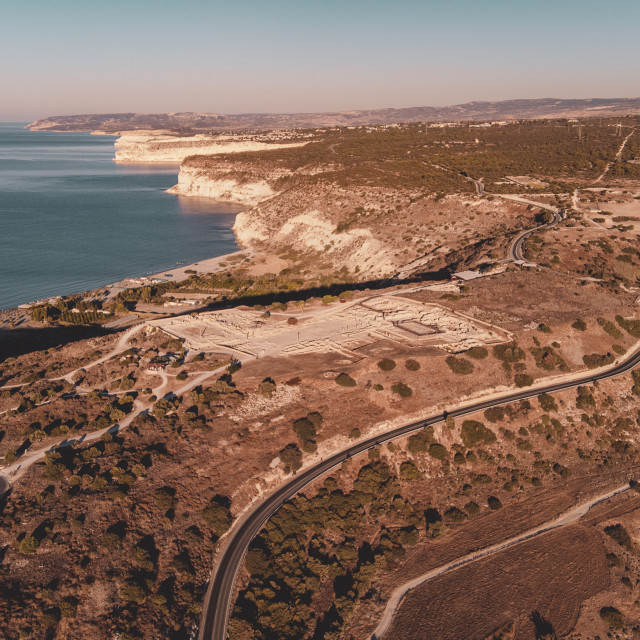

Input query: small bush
[349,428,361,439]
[604,523,632,549]
[444,506,467,522]
[279,443,303,473]
[461,420,496,447]
[405,359,420,371]
[293,417,316,442]
[483,406,505,423]
[537,323,552,334]
[202,500,232,535]
[487,496,503,510]
[572,318,587,331]
[598,317,623,339]
[464,501,480,515]
[616,314,640,338]
[514,373,534,387]
[407,427,433,453]
[391,382,413,398]
[18,536,39,554]
[399,461,420,480]
[538,393,557,412]
[582,352,615,369]
[335,373,356,387]
[428,443,447,460]
[599,606,625,629]
[493,343,525,363]
[453,452,466,465]
[466,346,488,360]
[445,356,474,375]
[377,358,396,371]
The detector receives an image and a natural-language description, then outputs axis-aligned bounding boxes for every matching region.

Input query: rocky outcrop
[113,134,306,164]
[167,165,277,205]
[234,206,396,277]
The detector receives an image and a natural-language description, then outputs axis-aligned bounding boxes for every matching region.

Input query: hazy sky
[1,0,639,121]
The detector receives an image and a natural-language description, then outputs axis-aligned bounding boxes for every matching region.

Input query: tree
[460,420,496,447]
[19,536,39,554]
[202,499,232,536]
[377,358,396,371]
[335,373,356,387]
[279,443,303,473]
[445,356,474,375]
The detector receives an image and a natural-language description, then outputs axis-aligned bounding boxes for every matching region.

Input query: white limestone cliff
[114,134,306,164]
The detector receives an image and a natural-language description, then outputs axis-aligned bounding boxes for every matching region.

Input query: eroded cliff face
[166,155,294,205]
[167,165,276,205]
[113,134,307,164]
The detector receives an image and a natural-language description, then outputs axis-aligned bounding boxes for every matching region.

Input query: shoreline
[2,125,250,316]
[1,247,252,316]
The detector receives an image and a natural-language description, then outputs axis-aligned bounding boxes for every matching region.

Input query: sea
[0,123,240,310]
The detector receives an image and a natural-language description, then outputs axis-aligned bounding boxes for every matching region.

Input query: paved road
[370,481,631,639]
[508,206,562,262]
[198,343,640,640]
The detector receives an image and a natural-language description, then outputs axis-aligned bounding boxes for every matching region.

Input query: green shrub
[616,314,640,338]
[293,417,317,442]
[487,496,503,510]
[202,500,232,535]
[407,427,433,453]
[399,461,420,480]
[377,358,396,371]
[445,356,474,375]
[18,535,39,554]
[599,606,625,629]
[466,346,488,360]
[460,420,496,447]
[514,373,534,387]
[444,506,467,522]
[464,501,480,515]
[453,452,466,465]
[537,323,552,334]
[428,443,447,460]
[391,382,413,397]
[349,427,361,439]
[597,317,623,339]
[538,393,557,412]
[256,378,276,397]
[576,386,595,409]
[483,406,505,423]
[583,352,615,369]
[405,359,420,371]
[572,318,587,331]
[493,343,525,363]
[335,373,356,387]
[279,443,303,473]
[153,487,176,511]
[604,523,631,549]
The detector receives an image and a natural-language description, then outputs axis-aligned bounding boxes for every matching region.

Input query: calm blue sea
[0,123,240,310]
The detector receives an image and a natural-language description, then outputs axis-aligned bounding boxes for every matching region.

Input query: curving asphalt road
[198,343,640,640]
[508,207,562,262]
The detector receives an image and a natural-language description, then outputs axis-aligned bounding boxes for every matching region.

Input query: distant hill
[27,97,640,133]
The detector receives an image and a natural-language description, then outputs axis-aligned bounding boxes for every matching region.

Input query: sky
[1,0,639,121]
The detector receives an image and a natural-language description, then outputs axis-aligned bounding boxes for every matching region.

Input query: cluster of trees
[231,459,421,640]
[30,297,105,324]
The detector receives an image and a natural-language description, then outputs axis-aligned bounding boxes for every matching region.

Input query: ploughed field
[386,525,609,640]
